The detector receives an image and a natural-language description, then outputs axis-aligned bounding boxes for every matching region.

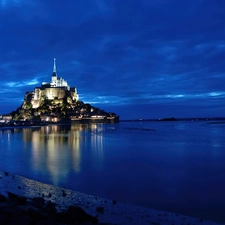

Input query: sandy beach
[0,171,224,225]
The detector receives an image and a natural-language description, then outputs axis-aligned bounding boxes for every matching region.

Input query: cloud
[0,0,22,7]
[4,79,39,88]
[95,0,115,13]
[0,0,225,118]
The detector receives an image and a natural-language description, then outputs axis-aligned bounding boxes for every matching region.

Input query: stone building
[26,58,79,108]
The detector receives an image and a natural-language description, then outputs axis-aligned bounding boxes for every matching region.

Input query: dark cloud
[0,0,225,119]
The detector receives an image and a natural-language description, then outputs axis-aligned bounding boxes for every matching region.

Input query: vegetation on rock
[10,93,117,122]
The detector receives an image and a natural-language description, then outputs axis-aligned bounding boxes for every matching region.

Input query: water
[1,121,225,223]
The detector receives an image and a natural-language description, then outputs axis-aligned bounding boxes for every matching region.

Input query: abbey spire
[53,58,57,73]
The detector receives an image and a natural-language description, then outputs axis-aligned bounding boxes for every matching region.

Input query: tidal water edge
[0,121,225,223]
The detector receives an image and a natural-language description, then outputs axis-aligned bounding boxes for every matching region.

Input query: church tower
[51,58,57,85]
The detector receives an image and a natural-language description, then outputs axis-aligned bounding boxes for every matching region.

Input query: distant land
[0,59,119,125]
[121,117,225,122]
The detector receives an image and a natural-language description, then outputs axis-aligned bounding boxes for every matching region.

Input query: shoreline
[0,171,224,225]
[0,115,120,128]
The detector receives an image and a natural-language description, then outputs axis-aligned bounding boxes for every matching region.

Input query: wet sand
[0,171,224,225]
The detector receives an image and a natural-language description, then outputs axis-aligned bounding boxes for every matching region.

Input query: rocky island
[0,59,119,125]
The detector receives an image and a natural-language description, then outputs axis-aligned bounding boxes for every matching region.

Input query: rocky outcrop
[0,192,100,225]
[10,98,119,123]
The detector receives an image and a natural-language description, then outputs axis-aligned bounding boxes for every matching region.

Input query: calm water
[1,121,225,223]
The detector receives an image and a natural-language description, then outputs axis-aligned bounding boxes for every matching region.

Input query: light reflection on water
[0,121,225,223]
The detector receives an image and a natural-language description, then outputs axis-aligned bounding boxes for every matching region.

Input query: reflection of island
[0,124,106,186]
[21,124,104,186]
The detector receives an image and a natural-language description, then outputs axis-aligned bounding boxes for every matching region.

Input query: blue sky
[0,0,225,119]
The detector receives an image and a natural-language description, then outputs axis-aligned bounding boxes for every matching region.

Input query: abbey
[26,58,79,108]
